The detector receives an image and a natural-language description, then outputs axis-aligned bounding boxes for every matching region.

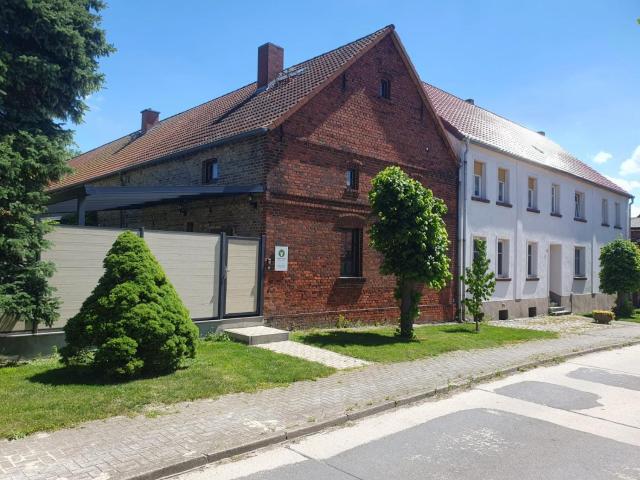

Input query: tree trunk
[398,278,417,338]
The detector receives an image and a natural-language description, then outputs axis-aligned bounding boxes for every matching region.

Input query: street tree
[599,238,640,317]
[0,0,114,328]
[461,239,495,332]
[369,166,451,338]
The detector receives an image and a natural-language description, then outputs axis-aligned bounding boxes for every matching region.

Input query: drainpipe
[628,197,634,240]
[458,138,470,320]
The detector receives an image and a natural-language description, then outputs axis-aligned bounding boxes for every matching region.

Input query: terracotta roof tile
[51,26,393,191]
[423,82,630,197]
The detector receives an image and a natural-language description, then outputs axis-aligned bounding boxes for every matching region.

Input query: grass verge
[292,323,557,363]
[0,340,333,440]
[581,309,640,323]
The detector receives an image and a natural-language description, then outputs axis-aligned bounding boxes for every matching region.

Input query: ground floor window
[574,246,586,277]
[472,237,486,262]
[340,228,362,277]
[527,242,538,277]
[497,239,509,278]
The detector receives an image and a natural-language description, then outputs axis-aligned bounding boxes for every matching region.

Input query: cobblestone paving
[256,341,370,369]
[489,315,616,334]
[2,323,640,480]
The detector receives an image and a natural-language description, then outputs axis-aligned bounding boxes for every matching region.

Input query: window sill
[574,217,587,223]
[337,276,366,284]
[526,207,540,213]
[614,225,623,230]
[495,277,512,282]
[525,276,540,281]
[496,201,513,208]
[573,276,587,280]
[342,188,359,199]
[550,212,562,218]
[471,196,490,204]
[601,223,610,227]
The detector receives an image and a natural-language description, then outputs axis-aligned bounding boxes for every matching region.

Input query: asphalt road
[177,344,640,480]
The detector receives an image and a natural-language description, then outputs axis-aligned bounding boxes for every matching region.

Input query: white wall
[457,139,629,305]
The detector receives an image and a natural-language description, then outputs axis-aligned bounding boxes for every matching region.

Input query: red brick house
[47,26,460,329]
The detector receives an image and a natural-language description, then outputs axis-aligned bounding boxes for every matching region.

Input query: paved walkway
[2,323,640,480]
[257,341,370,369]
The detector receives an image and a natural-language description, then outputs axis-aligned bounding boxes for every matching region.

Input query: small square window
[380,79,391,99]
[346,169,359,190]
[203,159,219,184]
[340,228,362,277]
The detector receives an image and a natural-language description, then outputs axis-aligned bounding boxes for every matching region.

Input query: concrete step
[548,309,571,316]
[224,326,290,345]
[548,306,566,313]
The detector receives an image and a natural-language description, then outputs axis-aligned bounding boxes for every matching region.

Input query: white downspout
[628,197,634,240]
[458,138,470,320]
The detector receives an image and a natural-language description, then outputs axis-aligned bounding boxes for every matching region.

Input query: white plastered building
[424,83,633,319]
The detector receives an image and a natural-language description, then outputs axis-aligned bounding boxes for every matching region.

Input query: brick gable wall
[262,35,458,328]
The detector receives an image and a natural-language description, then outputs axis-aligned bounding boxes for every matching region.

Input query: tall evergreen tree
[0,0,113,328]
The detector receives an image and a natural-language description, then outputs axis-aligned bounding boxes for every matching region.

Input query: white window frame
[497,168,509,203]
[574,191,586,220]
[614,202,621,227]
[602,198,609,225]
[551,184,560,214]
[473,161,485,199]
[527,177,538,209]
[574,246,586,277]
[497,239,509,278]
[527,242,538,278]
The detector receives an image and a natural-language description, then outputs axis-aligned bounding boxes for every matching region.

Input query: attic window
[380,79,391,99]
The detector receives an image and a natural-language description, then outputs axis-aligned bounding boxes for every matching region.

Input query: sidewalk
[2,322,640,480]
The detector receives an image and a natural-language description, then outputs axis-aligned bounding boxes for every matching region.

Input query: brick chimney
[257,43,284,88]
[140,108,160,134]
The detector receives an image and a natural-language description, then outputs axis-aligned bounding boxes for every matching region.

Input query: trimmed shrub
[60,231,199,378]
[592,310,614,324]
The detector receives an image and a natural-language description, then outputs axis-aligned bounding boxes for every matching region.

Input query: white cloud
[632,204,640,218]
[593,151,612,164]
[605,175,640,194]
[619,145,640,176]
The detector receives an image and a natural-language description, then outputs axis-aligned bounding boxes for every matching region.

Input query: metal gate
[218,234,265,319]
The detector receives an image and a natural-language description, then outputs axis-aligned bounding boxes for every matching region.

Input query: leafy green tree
[0,0,113,328]
[369,166,452,338]
[61,231,199,378]
[599,238,640,316]
[461,239,495,332]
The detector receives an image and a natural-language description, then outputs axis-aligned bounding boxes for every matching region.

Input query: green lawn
[0,340,333,440]
[617,309,640,323]
[292,323,557,363]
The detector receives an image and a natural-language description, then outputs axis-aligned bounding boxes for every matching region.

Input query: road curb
[134,338,640,480]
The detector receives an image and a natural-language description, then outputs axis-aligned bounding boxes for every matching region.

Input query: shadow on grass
[28,363,177,387]
[300,330,418,348]
[439,325,478,335]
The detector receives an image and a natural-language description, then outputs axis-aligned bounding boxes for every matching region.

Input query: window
[473,161,485,198]
[497,239,509,278]
[202,159,219,184]
[497,168,509,203]
[472,237,486,262]
[551,184,560,215]
[574,191,586,220]
[380,79,391,99]
[615,202,621,227]
[346,168,359,190]
[340,228,362,277]
[527,177,538,209]
[574,247,586,277]
[185,222,194,232]
[602,199,609,225]
[527,242,538,278]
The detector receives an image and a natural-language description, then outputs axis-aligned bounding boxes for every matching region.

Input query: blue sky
[75,0,640,213]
